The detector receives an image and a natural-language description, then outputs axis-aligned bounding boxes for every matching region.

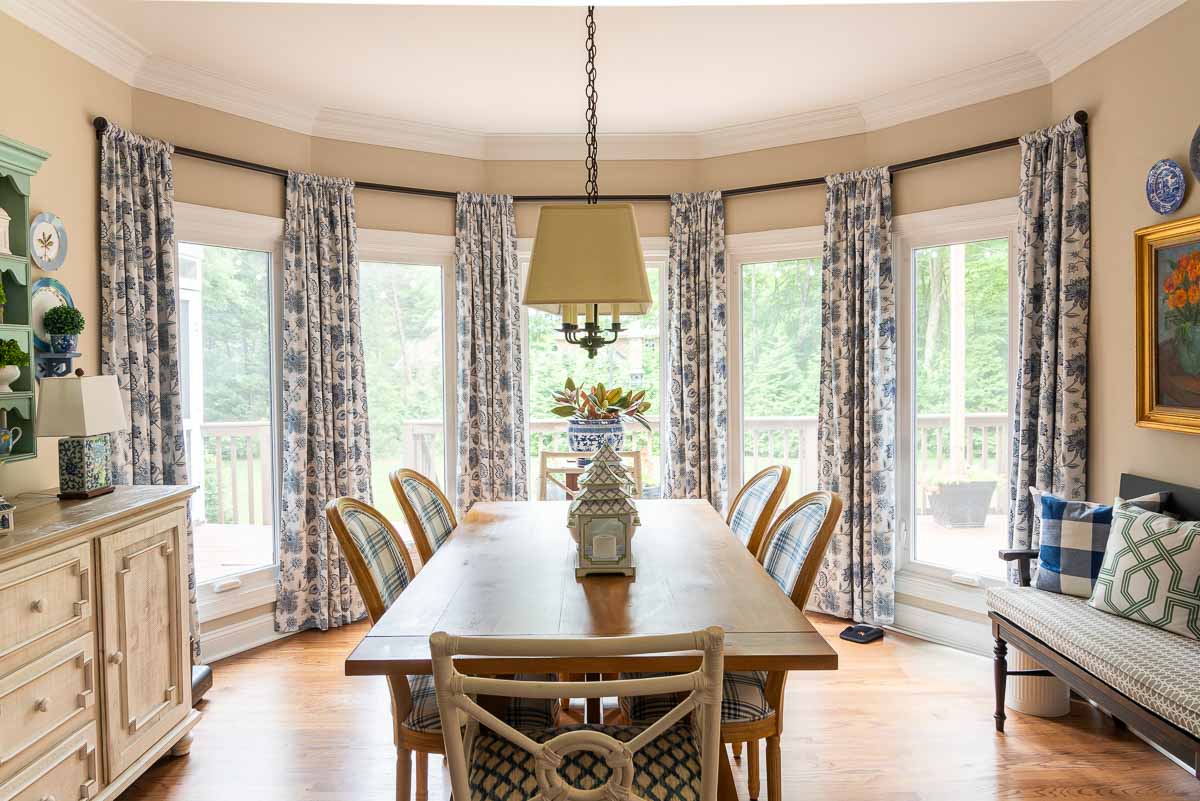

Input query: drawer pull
[108,651,124,666]
[30,598,46,613]
[34,696,50,712]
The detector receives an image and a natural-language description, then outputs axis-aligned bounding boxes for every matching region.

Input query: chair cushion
[468,723,702,801]
[729,469,782,546]
[404,674,560,734]
[618,671,774,725]
[762,497,831,597]
[339,506,412,607]
[987,585,1200,737]
[400,476,454,553]
[1029,489,1171,597]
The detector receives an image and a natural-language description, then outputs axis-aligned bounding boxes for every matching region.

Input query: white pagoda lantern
[567,444,640,577]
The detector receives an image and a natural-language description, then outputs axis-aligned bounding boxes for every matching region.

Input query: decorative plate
[1146,159,1186,215]
[29,212,68,271]
[1190,124,1200,182]
[31,277,74,352]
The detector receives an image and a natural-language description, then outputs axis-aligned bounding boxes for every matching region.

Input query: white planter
[0,364,19,393]
[1007,646,1070,717]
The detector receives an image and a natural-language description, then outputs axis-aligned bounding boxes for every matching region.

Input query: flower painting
[1137,215,1200,433]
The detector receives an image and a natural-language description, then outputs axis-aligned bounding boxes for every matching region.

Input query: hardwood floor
[122,615,1198,800]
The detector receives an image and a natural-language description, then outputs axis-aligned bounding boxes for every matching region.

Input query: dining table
[345,498,838,801]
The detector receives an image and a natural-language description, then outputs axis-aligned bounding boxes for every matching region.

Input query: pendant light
[522,6,651,359]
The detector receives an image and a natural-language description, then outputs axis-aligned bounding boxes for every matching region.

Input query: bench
[986,473,1200,777]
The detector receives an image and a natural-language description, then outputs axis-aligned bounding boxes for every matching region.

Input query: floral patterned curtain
[275,172,371,633]
[98,123,198,661]
[1007,116,1091,570]
[812,168,897,626]
[455,193,527,512]
[664,191,729,510]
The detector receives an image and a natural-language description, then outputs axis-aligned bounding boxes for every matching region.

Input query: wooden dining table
[345,499,838,800]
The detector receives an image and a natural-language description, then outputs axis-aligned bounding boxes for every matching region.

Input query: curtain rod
[92,111,1088,203]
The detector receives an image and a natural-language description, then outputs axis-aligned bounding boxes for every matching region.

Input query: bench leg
[993,637,1007,733]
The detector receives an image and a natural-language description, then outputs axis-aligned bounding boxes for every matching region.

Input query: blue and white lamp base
[57,433,115,499]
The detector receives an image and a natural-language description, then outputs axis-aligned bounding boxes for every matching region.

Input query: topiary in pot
[43,305,85,354]
[0,338,29,392]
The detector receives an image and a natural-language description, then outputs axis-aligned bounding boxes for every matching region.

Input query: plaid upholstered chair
[725,466,790,557]
[431,628,727,801]
[327,498,559,801]
[389,468,457,565]
[620,490,842,801]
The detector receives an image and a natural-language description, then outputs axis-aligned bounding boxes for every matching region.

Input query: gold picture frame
[1135,213,1200,434]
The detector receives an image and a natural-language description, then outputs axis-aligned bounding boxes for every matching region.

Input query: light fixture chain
[584,5,598,205]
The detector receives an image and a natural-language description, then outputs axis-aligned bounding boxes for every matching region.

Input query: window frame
[725,227,823,494]
[893,198,1019,631]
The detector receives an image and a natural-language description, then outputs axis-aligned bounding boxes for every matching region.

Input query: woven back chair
[432,628,725,801]
[726,466,790,557]
[390,467,458,565]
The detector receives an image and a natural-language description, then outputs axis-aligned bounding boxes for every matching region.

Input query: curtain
[98,124,198,662]
[811,167,897,626]
[664,191,729,510]
[275,171,372,633]
[1007,116,1091,571]
[454,193,527,513]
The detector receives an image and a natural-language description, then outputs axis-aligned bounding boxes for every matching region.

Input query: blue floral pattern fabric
[276,171,372,634]
[455,193,528,513]
[813,168,896,626]
[1007,116,1091,580]
[98,124,198,662]
[665,191,728,511]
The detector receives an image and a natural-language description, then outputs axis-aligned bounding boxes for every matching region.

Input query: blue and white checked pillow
[729,468,783,547]
[1030,488,1171,598]
[400,477,455,554]
[341,506,413,607]
[761,497,831,597]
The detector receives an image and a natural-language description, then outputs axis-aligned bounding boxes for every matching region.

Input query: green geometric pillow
[1088,502,1200,640]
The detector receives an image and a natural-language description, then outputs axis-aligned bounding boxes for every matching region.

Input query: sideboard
[0,485,199,801]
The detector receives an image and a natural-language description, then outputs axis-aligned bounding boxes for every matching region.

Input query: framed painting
[1136,213,1200,433]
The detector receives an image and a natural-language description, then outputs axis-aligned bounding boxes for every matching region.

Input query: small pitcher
[0,426,22,456]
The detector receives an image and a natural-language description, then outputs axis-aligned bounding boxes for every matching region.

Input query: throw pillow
[1029,488,1171,597]
[1088,502,1200,640]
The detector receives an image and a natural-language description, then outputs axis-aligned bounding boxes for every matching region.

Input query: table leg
[585,672,602,724]
[718,744,738,801]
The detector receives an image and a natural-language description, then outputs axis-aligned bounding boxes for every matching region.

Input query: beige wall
[2,3,1198,502]
[1051,0,1200,499]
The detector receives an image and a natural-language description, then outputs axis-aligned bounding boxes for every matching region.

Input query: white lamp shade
[524,203,651,315]
[36,375,127,437]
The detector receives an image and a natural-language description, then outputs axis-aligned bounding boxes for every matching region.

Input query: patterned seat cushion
[400,476,455,553]
[468,723,702,801]
[987,585,1200,737]
[340,506,413,607]
[618,671,774,725]
[729,469,782,547]
[404,673,560,734]
[762,498,831,597]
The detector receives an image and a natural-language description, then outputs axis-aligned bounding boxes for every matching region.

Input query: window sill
[196,564,277,624]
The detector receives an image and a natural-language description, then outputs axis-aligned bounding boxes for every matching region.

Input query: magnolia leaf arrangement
[0,339,29,367]
[550,377,652,430]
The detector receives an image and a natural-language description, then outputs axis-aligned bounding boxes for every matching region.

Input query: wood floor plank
[121,616,1199,801]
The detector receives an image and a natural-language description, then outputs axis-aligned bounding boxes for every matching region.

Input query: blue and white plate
[31,277,74,352]
[1190,124,1200,182]
[1146,159,1186,215]
[29,212,68,271]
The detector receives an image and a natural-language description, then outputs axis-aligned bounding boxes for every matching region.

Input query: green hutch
[0,133,49,464]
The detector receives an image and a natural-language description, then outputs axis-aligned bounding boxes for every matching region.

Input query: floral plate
[1146,159,1186,215]
[29,212,68,271]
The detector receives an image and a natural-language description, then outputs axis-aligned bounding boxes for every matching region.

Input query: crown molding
[0,0,1184,161]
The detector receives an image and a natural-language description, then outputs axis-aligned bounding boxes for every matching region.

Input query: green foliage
[741,258,823,417]
[0,281,6,307]
[550,377,652,430]
[42,305,86,335]
[0,338,28,367]
[198,246,271,423]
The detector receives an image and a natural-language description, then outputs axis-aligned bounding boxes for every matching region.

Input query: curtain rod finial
[1073,110,1088,126]
[93,117,109,137]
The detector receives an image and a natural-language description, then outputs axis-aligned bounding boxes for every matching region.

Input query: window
[360,261,449,524]
[525,262,665,498]
[177,241,277,586]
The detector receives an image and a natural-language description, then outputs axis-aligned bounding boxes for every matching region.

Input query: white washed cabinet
[0,487,199,801]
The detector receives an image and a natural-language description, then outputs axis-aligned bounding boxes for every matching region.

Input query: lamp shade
[524,203,651,315]
[36,375,127,437]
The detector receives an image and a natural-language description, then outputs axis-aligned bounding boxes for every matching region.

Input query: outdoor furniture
[538,449,645,500]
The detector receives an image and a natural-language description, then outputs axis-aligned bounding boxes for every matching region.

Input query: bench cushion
[987,586,1200,738]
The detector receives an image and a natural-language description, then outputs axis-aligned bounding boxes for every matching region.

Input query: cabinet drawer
[0,724,98,801]
[0,635,96,784]
[0,545,92,673]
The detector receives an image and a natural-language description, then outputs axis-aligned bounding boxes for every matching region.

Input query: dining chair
[619,490,842,801]
[725,465,791,557]
[327,497,560,801]
[431,627,726,801]
[389,467,457,565]
[538,449,645,500]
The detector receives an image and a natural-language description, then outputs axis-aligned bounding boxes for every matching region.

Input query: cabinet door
[98,511,191,778]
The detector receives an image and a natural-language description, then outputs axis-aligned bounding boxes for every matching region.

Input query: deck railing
[197,421,272,526]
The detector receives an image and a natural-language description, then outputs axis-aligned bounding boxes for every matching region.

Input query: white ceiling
[6,0,1185,157]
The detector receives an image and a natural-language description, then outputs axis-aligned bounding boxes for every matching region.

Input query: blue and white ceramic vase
[49,334,78,354]
[567,417,625,453]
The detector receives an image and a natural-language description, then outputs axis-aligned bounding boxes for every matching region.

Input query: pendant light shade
[524,203,651,316]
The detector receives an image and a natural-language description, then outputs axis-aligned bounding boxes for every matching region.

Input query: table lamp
[36,370,127,499]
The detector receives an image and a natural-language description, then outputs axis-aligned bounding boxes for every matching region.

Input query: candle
[611,303,621,328]
[586,303,597,326]
[561,304,575,328]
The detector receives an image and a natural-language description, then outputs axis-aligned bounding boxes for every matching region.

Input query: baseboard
[199,609,293,663]
[890,601,994,658]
